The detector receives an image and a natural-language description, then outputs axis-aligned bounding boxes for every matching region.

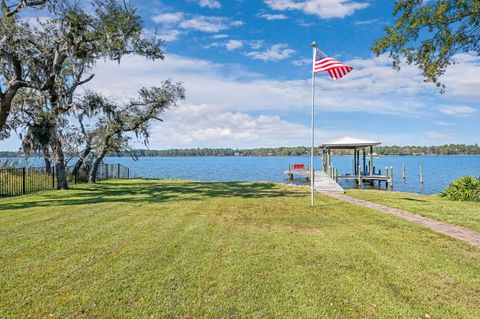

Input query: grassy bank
[1,179,480,318]
[347,189,480,232]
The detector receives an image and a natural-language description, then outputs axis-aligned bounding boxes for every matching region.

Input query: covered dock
[320,137,393,188]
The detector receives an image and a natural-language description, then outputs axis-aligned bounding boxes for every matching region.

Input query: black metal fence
[89,163,130,182]
[0,163,130,198]
[68,163,130,184]
[0,167,56,198]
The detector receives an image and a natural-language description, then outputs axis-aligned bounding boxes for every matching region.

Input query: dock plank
[313,171,344,193]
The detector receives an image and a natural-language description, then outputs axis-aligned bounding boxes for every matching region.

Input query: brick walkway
[322,192,480,249]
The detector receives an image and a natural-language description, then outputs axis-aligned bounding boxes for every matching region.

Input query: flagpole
[310,41,317,207]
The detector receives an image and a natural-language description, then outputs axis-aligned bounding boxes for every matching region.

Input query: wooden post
[420,165,424,184]
[52,168,55,189]
[402,163,406,180]
[369,146,374,176]
[322,150,326,172]
[336,168,339,181]
[385,166,389,189]
[353,148,357,175]
[390,166,394,189]
[362,149,366,175]
[357,165,361,186]
[327,149,331,172]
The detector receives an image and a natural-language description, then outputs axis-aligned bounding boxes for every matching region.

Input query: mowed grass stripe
[0,179,479,318]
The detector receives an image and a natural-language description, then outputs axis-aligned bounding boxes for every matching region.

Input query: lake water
[103,155,480,195]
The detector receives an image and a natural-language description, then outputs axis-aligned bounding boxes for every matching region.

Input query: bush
[441,176,480,202]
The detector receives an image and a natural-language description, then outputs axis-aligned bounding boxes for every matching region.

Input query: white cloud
[247,44,296,62]
[211,34,229,39]
[205,39,264,51]
[225,40,244,51]
[152,12,242,33]
[424,131,448,139]
[149,104,319,148]
[157,30,182,42]
[264,0,369,19]
[439,105,477,117]
[248,40,264,49]
[441,54,480,100]
[434,121,455,126]
[82,53,479,147]
[179,16,226,32]
[198,0,221,9]
[292,58,311,66]
[84,54,428,116]
[152,12,184,24]
[259,13,288,20]
[354,18,381,25]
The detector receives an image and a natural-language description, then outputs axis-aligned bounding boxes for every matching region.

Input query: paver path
[321,192,480,249]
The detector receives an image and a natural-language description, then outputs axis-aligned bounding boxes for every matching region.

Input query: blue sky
[1,0,479,151]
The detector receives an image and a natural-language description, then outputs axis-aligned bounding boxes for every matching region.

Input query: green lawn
[1,179,480,318]
[347,189,480,232]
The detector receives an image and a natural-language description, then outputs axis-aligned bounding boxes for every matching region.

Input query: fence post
[127,167,130,179]
[117,164,120,179]
[52,167,55,189]
[22,167,26,195]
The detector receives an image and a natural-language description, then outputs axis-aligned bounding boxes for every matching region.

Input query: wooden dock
[285,169,344,193]
[314,171,344,193]
[337,175,390,182]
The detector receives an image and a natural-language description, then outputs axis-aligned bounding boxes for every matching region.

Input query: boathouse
[320,137,392,187]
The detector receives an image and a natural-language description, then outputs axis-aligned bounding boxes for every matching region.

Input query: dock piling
[357,165,361,186]
[390,166,394,190]
[420,165,424,184]
[385,167,389,188]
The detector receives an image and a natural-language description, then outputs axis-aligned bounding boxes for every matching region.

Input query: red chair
[293,164,305,171]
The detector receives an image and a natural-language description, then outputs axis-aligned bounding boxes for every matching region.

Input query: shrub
[441,176,480,202]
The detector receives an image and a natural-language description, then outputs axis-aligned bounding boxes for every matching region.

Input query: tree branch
[4,0,48,17]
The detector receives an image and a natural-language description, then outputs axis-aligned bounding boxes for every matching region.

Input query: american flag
[314,49,352,80]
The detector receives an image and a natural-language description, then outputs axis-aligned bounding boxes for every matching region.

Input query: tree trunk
[51,133,68,189]
[43,147,52,173]
[0,87,18,133]
[88,150,107,183]
[73,145,91,176]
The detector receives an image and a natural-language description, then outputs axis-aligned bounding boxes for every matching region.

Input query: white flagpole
[310,41,317,207]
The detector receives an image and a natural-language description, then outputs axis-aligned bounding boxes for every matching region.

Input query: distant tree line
[113,144,480,157]
[3,144,479,159]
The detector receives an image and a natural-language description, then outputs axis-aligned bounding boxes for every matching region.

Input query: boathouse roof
[320,137,381,149]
